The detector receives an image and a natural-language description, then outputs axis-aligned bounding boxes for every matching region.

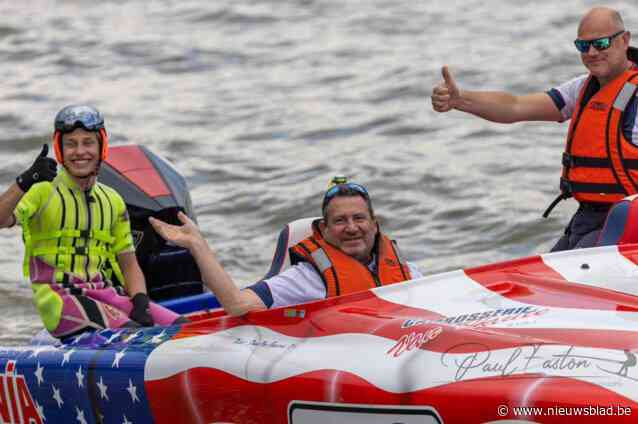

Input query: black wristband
[132,292,150,307]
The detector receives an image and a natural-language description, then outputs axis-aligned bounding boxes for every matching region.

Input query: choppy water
[1,0,635,345]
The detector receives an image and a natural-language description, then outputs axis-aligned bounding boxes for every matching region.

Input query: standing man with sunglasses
[149,178,422,316]
[0,105,185,339]
[431,7,638,252]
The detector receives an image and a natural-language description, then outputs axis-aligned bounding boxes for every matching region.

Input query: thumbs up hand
[16,144,58,192]
[431,66,462,112]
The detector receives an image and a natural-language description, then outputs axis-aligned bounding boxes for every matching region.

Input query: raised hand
[16,144,58,192]
[431,66,461,112]
[149,211,203,250]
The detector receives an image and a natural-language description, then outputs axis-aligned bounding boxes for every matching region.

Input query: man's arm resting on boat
[189,239,267,316]
[149,212,267,316]
[0,184,23,228]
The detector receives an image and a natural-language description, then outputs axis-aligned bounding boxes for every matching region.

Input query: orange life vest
[560,67,638,204]
[289,220,412,298]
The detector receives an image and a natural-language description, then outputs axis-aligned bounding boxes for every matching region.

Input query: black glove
[16,145,57,192]
[129,293,154,327]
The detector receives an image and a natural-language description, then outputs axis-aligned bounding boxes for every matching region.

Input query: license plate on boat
[288,402,443,424]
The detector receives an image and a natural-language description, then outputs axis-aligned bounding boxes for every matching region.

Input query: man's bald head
[578,7,625,36]
[575,7,631,86]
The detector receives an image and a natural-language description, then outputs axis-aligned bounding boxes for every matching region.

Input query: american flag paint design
[0,326,180,424]
[3,244,638,423]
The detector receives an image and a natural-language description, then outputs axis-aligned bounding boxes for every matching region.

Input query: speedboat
[2,146,638,423]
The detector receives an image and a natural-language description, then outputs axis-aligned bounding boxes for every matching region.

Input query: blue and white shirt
[247,260,423,309]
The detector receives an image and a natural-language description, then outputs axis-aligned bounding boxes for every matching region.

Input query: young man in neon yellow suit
[0,105,184,339]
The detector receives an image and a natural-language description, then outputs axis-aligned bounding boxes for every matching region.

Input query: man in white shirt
[430,6,638,251]
[149,181,422,315]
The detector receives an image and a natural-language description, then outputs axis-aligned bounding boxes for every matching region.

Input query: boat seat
[596,195,638,246]
[262,217,318,279]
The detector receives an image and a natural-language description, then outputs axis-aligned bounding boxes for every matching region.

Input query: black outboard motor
[98,145,203,301]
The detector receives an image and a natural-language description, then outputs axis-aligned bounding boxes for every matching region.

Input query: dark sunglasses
[322,183,370,211]
[54,105,105,133]
[574,30,625,53]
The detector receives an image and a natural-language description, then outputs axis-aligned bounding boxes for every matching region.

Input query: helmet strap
[53,132,63,163]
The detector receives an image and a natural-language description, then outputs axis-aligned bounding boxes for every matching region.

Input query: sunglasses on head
[322,183,370,211]
[574,30,625,53]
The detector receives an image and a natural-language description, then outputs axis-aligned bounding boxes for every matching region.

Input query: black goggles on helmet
[321,183,370,212]
[54,105,105,133]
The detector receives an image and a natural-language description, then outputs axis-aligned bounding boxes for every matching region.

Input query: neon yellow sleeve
[15,182,50,224]
[109,189,135,255]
